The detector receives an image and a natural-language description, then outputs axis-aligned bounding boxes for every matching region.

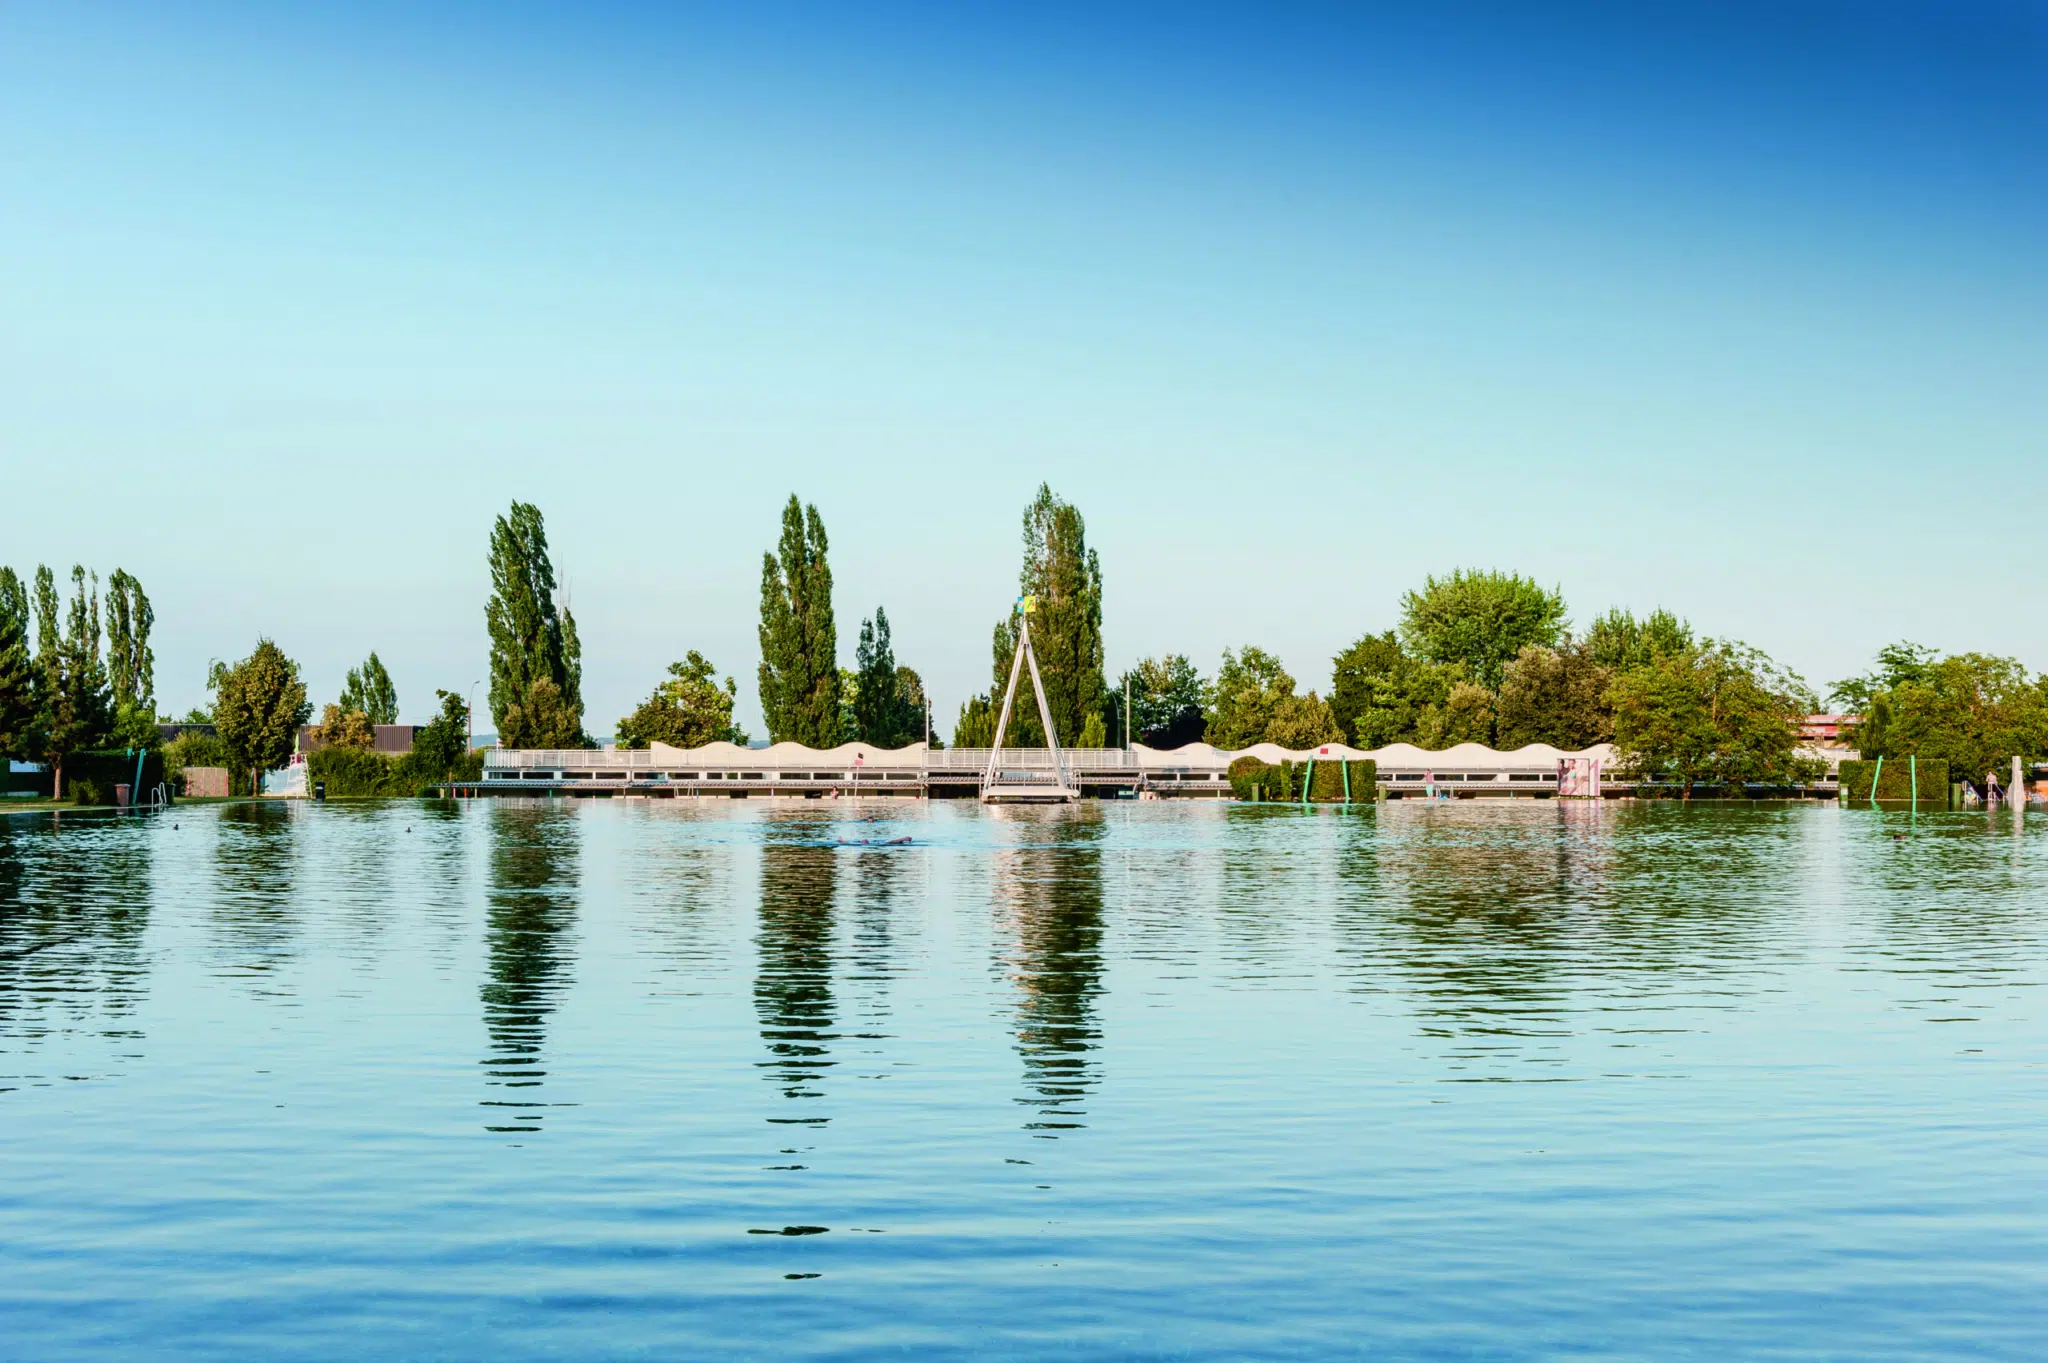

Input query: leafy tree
[1330,631,1407,744]
[1828,640,1938,715]
[616,651,747,749]
[339,651,399,726]
[1607,642,1821,795]
[953,694,997,749]
[897,666,939,747]
[0,568,39,761]
[33,567,115,795]
[1583,608,1695,675]
[105,568,157,748]
[314,703,375,748]
[1205,646,1296,750]
[411,689,476,780]
[1399,569,1566,692]
[851,607,921,747]
[989,485,1105,746]
[1417,681,1497,749]
[486,502,586,748]
[1266,692,1342,749]
[214,639,312,792]
[1849,651,2047,795]
[1496,642,1615,750]
[758,495,840,746]
[1114,654,1206,748]
[1329,630,1467,749]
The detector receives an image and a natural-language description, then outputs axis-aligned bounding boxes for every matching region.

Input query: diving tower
[979,595,1078,803]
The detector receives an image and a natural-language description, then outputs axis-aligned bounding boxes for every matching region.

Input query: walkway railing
[930,748,1140,772]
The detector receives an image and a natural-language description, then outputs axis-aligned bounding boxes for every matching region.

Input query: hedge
[1230,756,1376,803]
[307,744,484,797]
[62,750,167,806]
[1838,757,1950,807]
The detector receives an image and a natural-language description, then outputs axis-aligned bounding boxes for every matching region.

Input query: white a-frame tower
[979,597,1078,803]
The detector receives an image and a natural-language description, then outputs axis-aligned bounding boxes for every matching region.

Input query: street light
[468,681,480,752]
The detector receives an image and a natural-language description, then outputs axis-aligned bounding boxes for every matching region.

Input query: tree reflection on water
[480,805,579,1135]
[0,814,153,1046]
[991,806,1105,1136]
[755,816,839,1119]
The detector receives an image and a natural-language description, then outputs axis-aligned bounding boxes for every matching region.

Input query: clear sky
[3,2,2042,732]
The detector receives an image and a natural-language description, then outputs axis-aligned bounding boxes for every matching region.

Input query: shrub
[60,750,166,806]
[1838,757,1950,807]
[1281,758,1376,802]
[1227,756,1292,802]
[162,731,250,796]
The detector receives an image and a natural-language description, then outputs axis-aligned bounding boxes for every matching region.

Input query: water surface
[3,799,2044,1359]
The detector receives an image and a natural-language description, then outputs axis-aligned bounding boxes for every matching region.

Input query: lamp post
[468,681,480,752]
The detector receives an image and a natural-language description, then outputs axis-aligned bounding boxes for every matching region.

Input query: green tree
[1583,608,1695,675]
[33,567,116,795]
[1415,680,1497,748]
[1496,642,1615,750]
[105,568,157,748]
[897,666,939,747]
[1828,640,1938,715]
[0,568,40,761]
[851,607,921,747]
[953,694,997,749]
[486,502,586,749]
[1205,646,1296,750]
[1113,654,1206,748]
[410,689,475,780]
[616,651,747,749]
[1608,642,1820,795]
[214,639,312,793]
[990,485,1105,746]
[339,651,399,726]
[757,495,840,746]
[1266,692,1342,749]
[1400,569,1566,692]
[1849,651,2047,795]
[1329,630,1469,749]
[313,703,375,749]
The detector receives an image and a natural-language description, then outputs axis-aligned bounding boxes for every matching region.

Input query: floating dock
[445,740,1849,800]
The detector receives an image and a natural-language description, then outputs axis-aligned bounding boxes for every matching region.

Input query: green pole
[1301,758,1314,808]
[1869,753,1883,808]
[1910,755,1917,810]
[1341,759,1351,808]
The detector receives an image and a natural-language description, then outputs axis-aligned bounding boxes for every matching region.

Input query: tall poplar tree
[485,502,586,748]
[757,495,839,745]
[34,567,114,794]
[852,607,920,747]
[339,651,399,725]
[0,568,39,761]
[105,568,157,747]
[989,485,1104,747]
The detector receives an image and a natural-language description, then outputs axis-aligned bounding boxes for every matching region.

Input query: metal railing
[930,748,1141,772]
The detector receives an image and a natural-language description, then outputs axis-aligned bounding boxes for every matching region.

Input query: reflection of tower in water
[480,808,578,1135]
[755,830,839,1115]
[994,808,1105,1135]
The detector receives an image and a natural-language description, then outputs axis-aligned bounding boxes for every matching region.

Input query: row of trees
[484,496,936,752]
[0,565,157,791]
[1830,644,2048,795]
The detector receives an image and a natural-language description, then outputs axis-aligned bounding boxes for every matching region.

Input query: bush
[307,742,483,797]
[1838,757,1950,807]
[162,731,251,796]
[61,750,167,806]
[1282,758,1376,803]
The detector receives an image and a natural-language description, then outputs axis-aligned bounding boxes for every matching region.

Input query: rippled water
[2,799,2044,1360]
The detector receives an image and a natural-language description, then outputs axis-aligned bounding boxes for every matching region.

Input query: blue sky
[3,1,2042,731]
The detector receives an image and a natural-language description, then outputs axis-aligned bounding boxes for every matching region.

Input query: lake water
[2,798,2045,1360]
